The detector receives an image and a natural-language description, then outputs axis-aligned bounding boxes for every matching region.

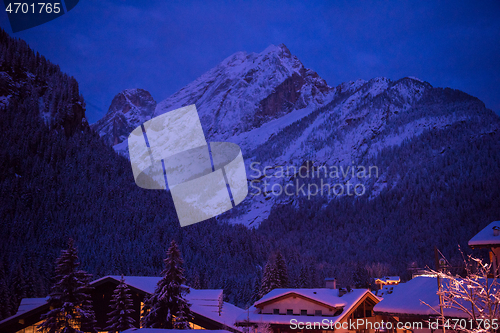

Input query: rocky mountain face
[91,88,156,146]
[97,44,500,227]
[154,44,333,140]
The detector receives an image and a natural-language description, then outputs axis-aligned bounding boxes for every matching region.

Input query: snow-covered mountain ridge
[94,44,500,227]
[91,88,156,146]
[154,44,333,141]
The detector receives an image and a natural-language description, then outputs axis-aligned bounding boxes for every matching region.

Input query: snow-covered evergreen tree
[298,264,309,288]
[260,251,288,297]
[352,264,370,288]
[0,276,11,320]
[274,251,288,288]
[105,275,135,333]
[38,238,96,333]
[191,272,201,289]
[141,240,192,329]
[11,264,26,315]
[251,275,261,303]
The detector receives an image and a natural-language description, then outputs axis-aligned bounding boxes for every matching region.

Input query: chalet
[0,275,244,333]
[373,221,500,331]
[468,220,500,277]
[235,279,383,333]
[372,276,401,298]
[373,276,470,333]
[374,276,400,288]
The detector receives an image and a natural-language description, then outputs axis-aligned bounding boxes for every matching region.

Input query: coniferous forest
[1,28,500,320]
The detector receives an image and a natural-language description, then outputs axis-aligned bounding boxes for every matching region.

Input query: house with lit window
[373,275,473,333]
[0,276,244,333]
[468,220,500,277]
[374,276,400,289]
[372,221,500,332]
[235,279,383,333]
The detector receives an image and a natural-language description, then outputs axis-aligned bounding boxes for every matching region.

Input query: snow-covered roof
[92,275,162,294]
[255,288,346,308]
[92,275,223,302]
[16,297,49,315]
[375,285,396,297]
[374,276,400,284]
[468,221,500,247]
[237,288,376,325]
[193,301,245,330]
[0,297,50,328]
[91,276,244,329]
[374,276,469,318]
[255,288,361,308]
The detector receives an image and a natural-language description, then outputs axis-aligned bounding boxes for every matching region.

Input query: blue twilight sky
[0,1,499,123]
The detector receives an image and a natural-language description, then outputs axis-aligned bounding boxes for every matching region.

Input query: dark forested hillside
[0,29,87,137]
[0,28,499,321]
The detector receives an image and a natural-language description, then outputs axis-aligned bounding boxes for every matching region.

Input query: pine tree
[38,238,96,333]
[308,261,318,288]
[274,251,289,288]
[260,251,288,297]
[191,271,201,289]
[352,264,370,288]
[11,264,26,313]
[105,275,135,333]
[251,275,261,303]
[0,276,12,320]
[298,264,309,288]
[141,240,192,329]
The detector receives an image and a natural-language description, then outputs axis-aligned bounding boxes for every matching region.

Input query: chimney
[493,226,500,237]
[325,278,336,289]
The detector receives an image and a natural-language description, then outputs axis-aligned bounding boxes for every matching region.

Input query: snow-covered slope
[94,44,500,227]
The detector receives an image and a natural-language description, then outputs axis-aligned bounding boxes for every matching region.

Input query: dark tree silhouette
[105,275,135,333]
[38,238,96,333]
[260,251,288,297]
[141,240,192,329]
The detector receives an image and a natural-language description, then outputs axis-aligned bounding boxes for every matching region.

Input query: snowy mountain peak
[91,88,156,146]
[153,44,334,141]
[406,76,424,83]
[261,43,292,57]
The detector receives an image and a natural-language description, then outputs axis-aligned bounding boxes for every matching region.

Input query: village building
[468,220,500,277]
[373,221,500,333]
[0,276,244,333]
[374,276,400,288]
[373,276,469,327]
[373,276,478,333]
[236,279,383,333]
